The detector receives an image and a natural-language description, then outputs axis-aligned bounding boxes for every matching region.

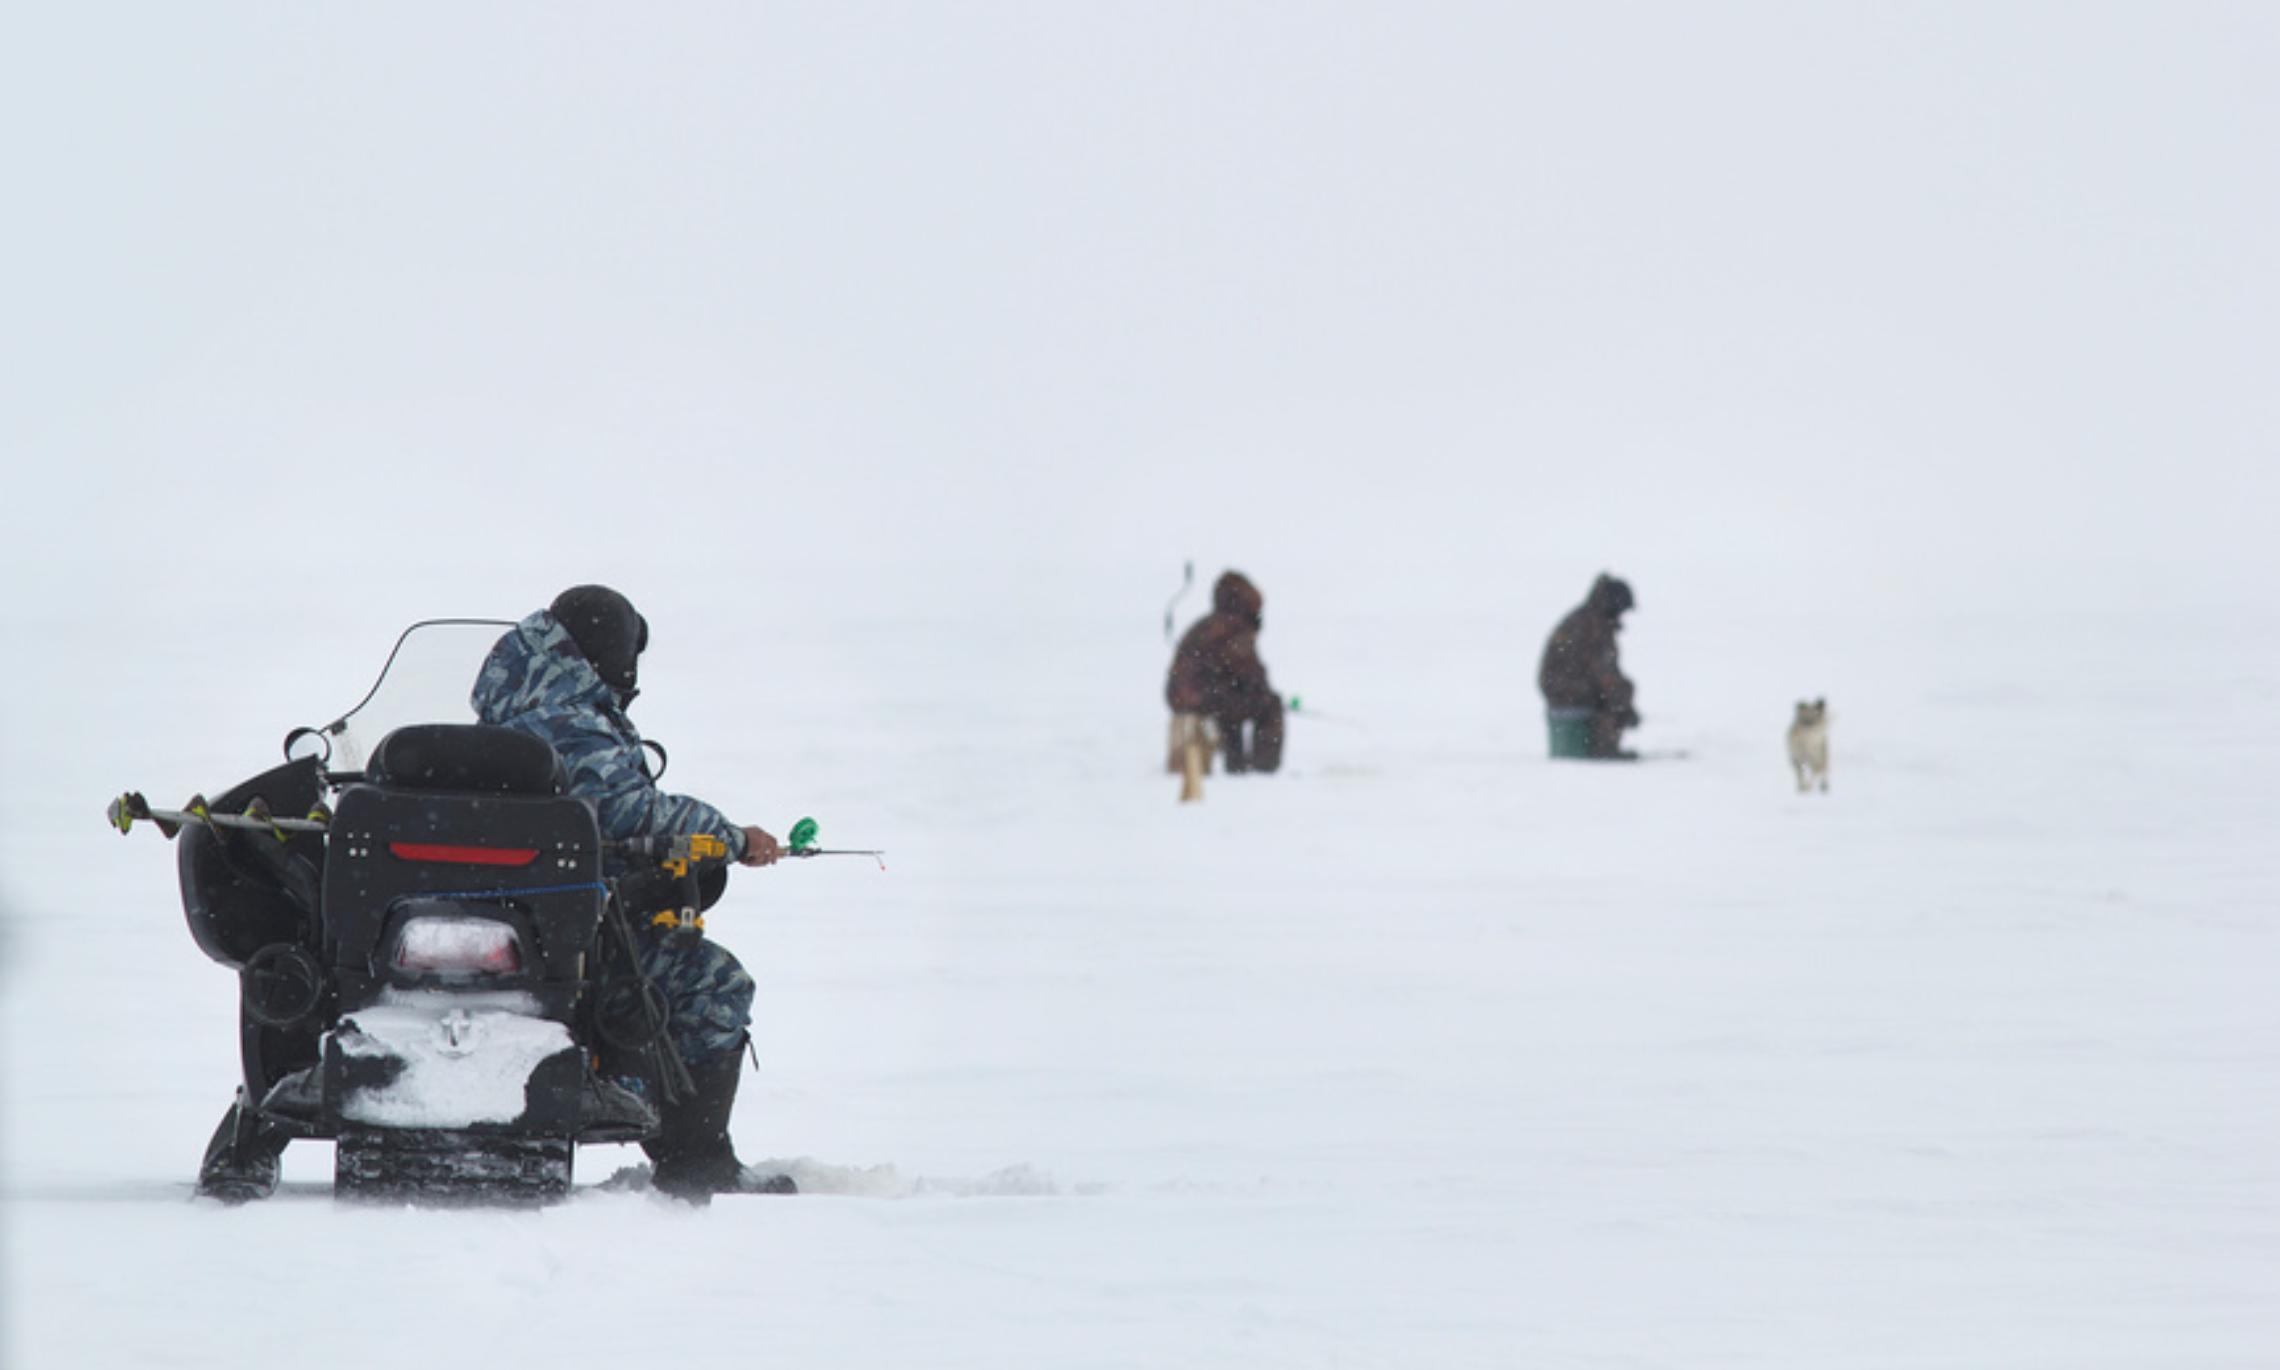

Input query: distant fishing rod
[1163,560,1194,642]
[1284,695,1364,728]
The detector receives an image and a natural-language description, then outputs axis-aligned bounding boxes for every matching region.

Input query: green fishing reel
[780,815,887,868]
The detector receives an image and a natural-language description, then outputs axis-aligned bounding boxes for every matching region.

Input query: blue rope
[415,881,610,902]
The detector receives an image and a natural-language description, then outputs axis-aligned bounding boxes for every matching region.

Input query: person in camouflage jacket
[1165,570,1284,773]
[472,585,784,1198]
[472,598,757,865]
[1537,573,1639,759]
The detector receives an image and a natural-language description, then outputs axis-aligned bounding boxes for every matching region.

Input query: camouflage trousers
[635,932,756,1068]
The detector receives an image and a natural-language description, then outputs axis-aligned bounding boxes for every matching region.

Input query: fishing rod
[1284,695,1364,728]
[619,819,887,871]
[780,816,887,870]
[1162,560,1194,642]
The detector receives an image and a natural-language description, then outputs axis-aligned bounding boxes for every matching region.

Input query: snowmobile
[120,620,712,1202]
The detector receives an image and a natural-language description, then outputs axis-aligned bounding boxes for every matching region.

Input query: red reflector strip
[388,842,540,867]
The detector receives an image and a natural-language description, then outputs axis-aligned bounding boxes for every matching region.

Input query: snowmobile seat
[366,724,567,797]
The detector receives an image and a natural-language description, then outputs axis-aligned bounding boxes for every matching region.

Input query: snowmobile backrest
[366,724,567,796]
[321,782,602,1000]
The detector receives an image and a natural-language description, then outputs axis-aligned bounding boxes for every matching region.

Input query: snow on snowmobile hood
[470,611,619,726]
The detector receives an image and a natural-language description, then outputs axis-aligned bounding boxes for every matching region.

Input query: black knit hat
[1589,573,1635,616]
[549,585,648,696]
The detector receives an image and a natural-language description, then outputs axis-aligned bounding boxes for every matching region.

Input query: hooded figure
[473,588,743,858]
[471,585,787,1199]
[1538,573,1639,760]
[1166,570,1285,774]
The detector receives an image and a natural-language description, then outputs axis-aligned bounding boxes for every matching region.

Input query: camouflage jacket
[471,612,747,861]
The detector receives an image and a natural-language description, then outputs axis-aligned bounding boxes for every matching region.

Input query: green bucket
[1546,711,1594,759]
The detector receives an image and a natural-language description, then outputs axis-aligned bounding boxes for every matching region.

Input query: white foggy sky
[2,3,2274,623]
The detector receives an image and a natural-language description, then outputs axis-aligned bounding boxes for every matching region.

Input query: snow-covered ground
[6,5,2278,1364]
[3,594,2274,1367]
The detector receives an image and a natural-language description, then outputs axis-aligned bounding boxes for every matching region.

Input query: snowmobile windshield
[289,619,517,773]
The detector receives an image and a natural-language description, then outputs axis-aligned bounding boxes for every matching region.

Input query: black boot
[196,1092,289,1203]
[1249,700,1285,774]
[643,1052,746,1203]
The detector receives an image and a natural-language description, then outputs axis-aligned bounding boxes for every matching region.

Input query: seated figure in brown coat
[1166,571,1285,774]
[1538,573,1639,760]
